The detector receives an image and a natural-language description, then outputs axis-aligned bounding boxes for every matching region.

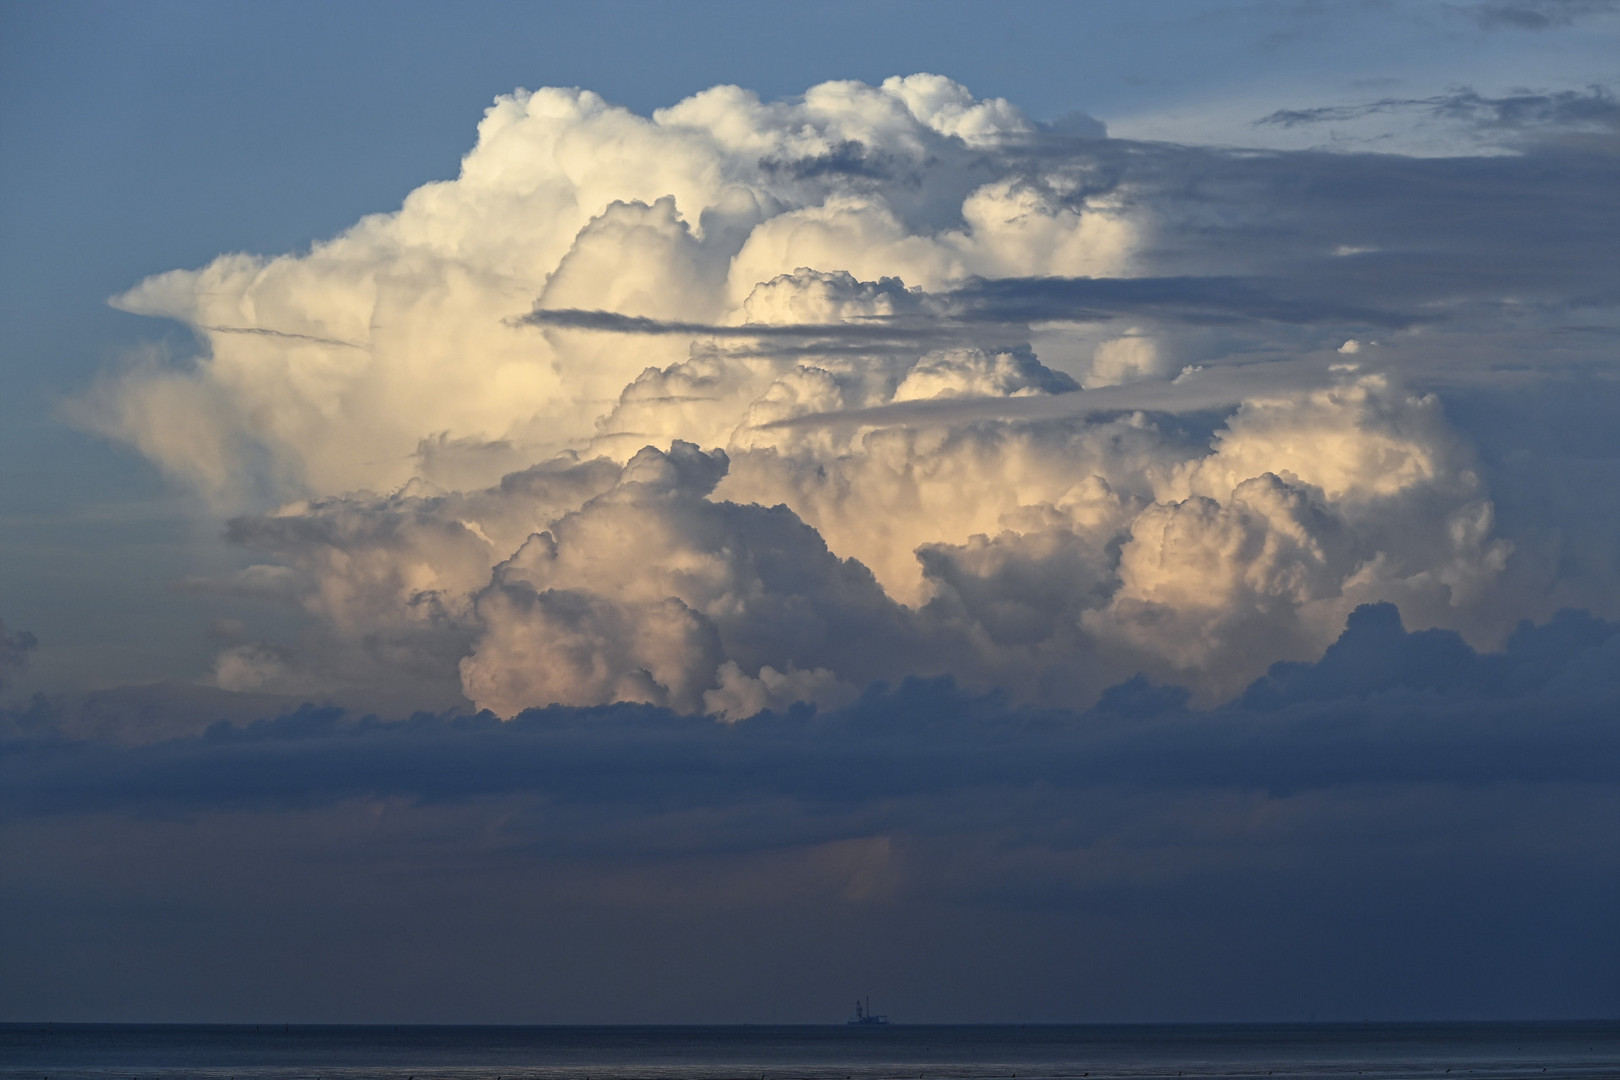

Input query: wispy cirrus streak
[518,307,956,339]
[199,325,370,349]
[523,274,1426,341]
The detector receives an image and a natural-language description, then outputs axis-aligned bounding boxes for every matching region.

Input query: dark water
[2,1023,1617,1080]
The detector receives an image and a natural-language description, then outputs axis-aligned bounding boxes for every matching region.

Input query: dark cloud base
[3,605,1616,1023]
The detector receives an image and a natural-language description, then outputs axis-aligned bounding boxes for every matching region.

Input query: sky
[1,0,1618,1023]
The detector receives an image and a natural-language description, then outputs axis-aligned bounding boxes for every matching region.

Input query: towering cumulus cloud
[85,75,1528,715]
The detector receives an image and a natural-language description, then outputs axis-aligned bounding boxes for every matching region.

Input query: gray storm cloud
[0,618,39,694]
[83,74,1554,716]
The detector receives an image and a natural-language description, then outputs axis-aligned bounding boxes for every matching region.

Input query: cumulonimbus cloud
[79,74,1553,717]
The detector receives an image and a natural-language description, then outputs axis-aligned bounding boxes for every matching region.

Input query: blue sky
[1,0,1618,1023]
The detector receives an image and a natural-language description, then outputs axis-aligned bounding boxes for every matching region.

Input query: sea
[2,1022,1617,1080]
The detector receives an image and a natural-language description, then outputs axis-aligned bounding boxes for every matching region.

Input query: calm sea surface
[2,1023,1616,1080]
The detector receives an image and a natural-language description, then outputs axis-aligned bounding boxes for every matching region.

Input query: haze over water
[4,1023,1619,1080]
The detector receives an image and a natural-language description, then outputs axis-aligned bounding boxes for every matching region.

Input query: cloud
[87,76,1124,501]
[1257,85,1616,128]
[6,600,1615,811]
[0,618,39,694]
[180,366,1508,715]
[5,599,1617,1021]
[1241,601,1620,708]
[459,442,915,717]
[1452,0,1620,31]
[890,345,1078,401]
[1256,84,1620,153]
[530,271,1431,344]
[1088,329,1167,387]
[199,325,371,349]
[149,357,1511,716]
[74,74,1620,720]
[942,274,1429,330]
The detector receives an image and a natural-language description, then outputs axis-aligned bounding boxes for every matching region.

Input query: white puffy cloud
[89,75,1527,718]
[718,413,1184,608]
[1087,330,1167,387]
[90,75,1129,501]
[1075,375,1511,697]
[1163,374,1469,506]
[892,346,1079,402]
[460,442,918,717]
[736,267,925,326]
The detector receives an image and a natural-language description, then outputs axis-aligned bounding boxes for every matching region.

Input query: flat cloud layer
[4,604,1617,1021]
[73,74,1620,718]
